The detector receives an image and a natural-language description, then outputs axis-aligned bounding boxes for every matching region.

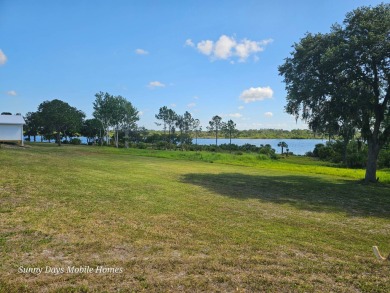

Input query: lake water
[194,138,327,155]
[27,136,326,156]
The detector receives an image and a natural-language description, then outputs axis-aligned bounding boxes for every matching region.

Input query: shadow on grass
[181,172,390,218]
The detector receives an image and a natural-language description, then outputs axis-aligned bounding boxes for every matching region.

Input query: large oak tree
[279,4,390,183]
[37,99,85,146]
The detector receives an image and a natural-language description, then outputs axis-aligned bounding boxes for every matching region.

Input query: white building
[0,114,26,146]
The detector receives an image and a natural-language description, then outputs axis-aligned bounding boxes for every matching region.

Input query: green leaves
[279,3,390,182]
[37,99,85,145]
[93,92,139,146]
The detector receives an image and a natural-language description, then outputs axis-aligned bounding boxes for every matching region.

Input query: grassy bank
[1,144,389,292]
[94,146,390,184]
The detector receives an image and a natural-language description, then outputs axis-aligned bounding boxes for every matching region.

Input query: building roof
[0,115,25,125]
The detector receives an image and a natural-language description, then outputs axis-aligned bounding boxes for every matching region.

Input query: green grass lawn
[1,144,389,292]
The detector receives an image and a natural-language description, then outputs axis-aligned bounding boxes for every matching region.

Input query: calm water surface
[28,136,326,156]
[194,138,327,155]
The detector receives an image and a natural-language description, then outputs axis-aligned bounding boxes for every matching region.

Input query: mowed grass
[0,144,389,292]
[91,146,390,184]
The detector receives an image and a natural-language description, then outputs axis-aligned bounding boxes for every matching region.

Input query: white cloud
[187,102,196,108]
[0,49,7,65]
[239,86,273,103]
[139,111,144,116]
[227,113,242,118]
[221,113,242,118]
[190,35,272,62]
[235,39,263,61]
[184,39,194,47]
[148,81,165,88]
[252,123,263,127]
[197,40,214,55]
[238,105,244,110]
[193,96,199,100]
[170,103,176,108]
[264,112,273,117]
[6,90,17,96]
[135,48,149,55]
[214,35,236,59]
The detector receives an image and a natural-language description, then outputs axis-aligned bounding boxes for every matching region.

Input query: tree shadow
[181,172,390,218]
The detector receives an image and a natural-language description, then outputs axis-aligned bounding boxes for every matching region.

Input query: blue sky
[0,0,383,130]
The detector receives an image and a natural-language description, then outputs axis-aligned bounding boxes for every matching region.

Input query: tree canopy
[279,3,390,183]
[207,115,223,146]
[155,106,178,143]
[37,99,85,146]
[81,118,103,144]
[93,92,139,147]
[222,119,238,148]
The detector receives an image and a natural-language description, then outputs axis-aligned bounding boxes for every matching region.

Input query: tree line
[23,93,241,149]
[21,4,390,183]
[24,92,140,147]
[143,128,315,139]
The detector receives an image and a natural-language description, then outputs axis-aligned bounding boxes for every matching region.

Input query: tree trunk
[365,139,380,183]
[229,133,232,153]
[57,133,61,146]
[124,129,129,148]
[342,139,348,166]
[34,135,36,142]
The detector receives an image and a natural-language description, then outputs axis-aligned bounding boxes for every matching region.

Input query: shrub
[136,142,147,149]
[257,154,270,160]
[312,144,325,157]
[154,141,176,150]
[240,143,259,152]
[188,145,202,152]
[70,138,81,145]
[219,144,239,151]
[317,144,335,161]
[378,148,390,169]
[259,144,277,159]
[346,152,366,168]
[205,145,218,152]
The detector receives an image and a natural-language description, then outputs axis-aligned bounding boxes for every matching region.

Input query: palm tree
[277,141,288,154]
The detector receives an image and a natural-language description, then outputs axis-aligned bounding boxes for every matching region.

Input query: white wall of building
[0,124,23,140]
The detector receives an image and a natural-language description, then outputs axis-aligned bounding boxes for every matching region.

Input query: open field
[1,144,390,292]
